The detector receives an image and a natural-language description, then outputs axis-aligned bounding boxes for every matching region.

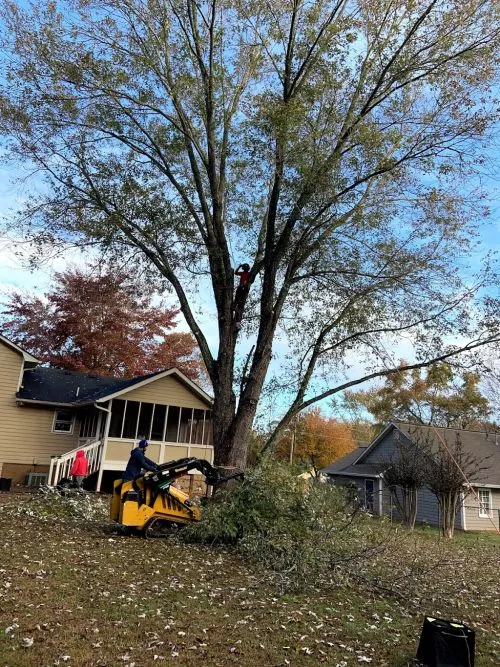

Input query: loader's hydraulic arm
[150,457,244,490]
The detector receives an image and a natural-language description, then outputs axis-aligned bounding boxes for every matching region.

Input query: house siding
[119,375,209,409]
[0,341,80,483]
[328,474,382,515]
[415,487,441,526]
[362,428,404,465]
[464,488,500,532]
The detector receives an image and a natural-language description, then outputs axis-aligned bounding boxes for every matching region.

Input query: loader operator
[122,440,158,482]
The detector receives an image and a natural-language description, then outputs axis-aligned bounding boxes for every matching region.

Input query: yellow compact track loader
[111,457,243,534]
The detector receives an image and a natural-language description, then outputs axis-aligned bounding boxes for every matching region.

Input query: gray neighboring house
[320,422,500,532]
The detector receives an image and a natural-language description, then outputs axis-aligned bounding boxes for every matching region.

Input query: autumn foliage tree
[344,363,492,431]
[1,267,202,379]
[275,409,355,472]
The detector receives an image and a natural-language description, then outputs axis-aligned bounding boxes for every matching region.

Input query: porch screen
[191,409,205,444]
[106,399,211,445]
[165,406,180,441]
[137,402,154,440]
[122,401,140,439]
[109,400,126,438]
[151,405,167,441]
[178,407,192,443]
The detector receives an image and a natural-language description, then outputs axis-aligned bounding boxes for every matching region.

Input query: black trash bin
[0,477,12,492]
[416,616,475,667]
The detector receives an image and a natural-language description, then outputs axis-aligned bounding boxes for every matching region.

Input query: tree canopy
[1,267,202,379]
[0,0,499,466]
[343,363,493,430]
[275,408,355,471]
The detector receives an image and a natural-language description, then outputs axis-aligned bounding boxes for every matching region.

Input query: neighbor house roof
[320,446,381,477]
[392,422,500,487]
[17,366,212,407]
[322,421,500,488]
[0,333,40,363]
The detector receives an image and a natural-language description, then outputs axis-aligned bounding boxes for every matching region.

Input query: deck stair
[47,439,103,486]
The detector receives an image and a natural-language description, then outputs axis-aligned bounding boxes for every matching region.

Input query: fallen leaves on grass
[0,493,498,666]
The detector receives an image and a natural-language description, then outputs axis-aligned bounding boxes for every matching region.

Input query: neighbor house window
[53,410,74,434]
[478,489,492,518]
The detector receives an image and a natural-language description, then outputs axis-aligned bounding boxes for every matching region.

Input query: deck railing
[48,439,103,486]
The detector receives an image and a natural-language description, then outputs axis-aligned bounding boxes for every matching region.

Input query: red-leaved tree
[1,267,202,380]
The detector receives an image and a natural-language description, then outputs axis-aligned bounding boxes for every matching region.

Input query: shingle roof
[322,422,500,487]
[393,422,500,487]
[320,447,380,477]
[17,366,167,405]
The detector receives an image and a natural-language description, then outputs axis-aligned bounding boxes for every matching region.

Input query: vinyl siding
[0,342,80,467]
[334,427,463,529]
[118,375,210,409]
[328,474,382,514]
[464,488,500,532]
[362,428,405,464]
[381,483,397,518]
[415,486,440,526]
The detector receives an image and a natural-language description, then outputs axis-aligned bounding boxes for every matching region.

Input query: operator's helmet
[138,439,149,449]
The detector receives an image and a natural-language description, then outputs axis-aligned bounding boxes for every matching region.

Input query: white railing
[48,439,103,487]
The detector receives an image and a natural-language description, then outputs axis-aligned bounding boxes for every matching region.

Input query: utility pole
[289,415,297,464]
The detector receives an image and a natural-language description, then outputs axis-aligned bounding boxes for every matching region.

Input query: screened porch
[103,398,213,471]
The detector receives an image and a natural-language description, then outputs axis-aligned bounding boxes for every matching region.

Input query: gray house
[321,422,500,532]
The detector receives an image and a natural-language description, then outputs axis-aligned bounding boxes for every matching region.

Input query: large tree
[1,267,202,379]
[275,408,355,471]
[343,363,492,430]
[0,0,499,467]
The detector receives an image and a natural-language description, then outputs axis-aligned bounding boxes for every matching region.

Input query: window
[365,479,375,513]
[478,489,492,518]
[53,410,74,434]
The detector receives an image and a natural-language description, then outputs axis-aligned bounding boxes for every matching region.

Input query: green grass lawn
[0,493,498,666]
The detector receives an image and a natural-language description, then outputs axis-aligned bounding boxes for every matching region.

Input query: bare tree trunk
[389,485,419,531]
[408,488,418,531]
[439,493,458,539]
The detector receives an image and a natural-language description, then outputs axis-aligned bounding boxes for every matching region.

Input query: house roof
[322,421,500,487]
[393,422,500,487]
[17,366,212,407]
[0,333,41,363]
[320,446,380,477]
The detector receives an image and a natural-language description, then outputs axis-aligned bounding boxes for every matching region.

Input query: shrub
[182,461,372,588]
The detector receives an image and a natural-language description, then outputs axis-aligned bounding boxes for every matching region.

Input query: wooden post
[54,459,61,486]
[96,401,113,493]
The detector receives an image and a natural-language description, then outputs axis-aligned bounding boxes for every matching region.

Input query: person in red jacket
[70,450,89,488]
